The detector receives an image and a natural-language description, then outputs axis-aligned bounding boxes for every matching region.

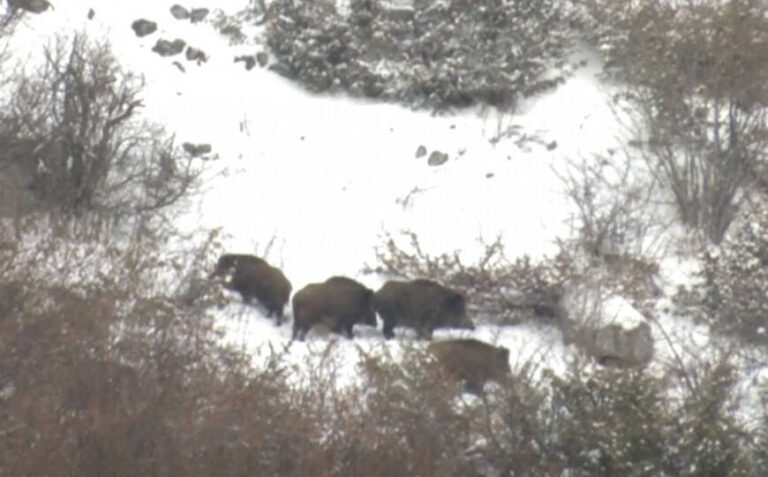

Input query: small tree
[0,34,202,231]
[583,0,768,243]
[676,193,768,345]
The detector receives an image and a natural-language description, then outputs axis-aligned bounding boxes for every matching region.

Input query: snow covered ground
[5,0,767,422]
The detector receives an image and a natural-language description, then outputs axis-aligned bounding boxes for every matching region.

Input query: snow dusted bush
[263,0,572,110]
[547,361,753,476]
[676,195,768,345]
[580,0,768,243]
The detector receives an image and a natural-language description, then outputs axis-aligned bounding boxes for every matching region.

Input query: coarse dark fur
[372,279,474,339]
[428,339,511,395]
[210,254,292,324]
[292,276,376,341]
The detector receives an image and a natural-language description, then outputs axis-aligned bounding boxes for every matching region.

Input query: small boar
[429,339,511,395]
[372,279,474,339]
[292,276,377,341]
[210,254,292,324]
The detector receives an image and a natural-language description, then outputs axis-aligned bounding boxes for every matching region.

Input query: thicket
[580,0,768,244]
[2,235,761,477]
[367,230,661,327]
[261,0,572,111]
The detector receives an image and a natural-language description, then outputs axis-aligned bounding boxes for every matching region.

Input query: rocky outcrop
[8,0,51,13]
[564,320,654,368]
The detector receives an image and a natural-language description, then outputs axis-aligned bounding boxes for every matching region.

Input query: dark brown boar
[428,339,511,395]
[372,279,474,339]
[210,254,292,324]
[292,276,376,341]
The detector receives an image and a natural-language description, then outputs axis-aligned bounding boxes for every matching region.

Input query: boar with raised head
[210,254,292,324]
[373,279,474,339]
[292,276,376,341]
[429,339,511,395]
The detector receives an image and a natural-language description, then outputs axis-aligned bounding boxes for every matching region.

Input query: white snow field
[5,0,766,420]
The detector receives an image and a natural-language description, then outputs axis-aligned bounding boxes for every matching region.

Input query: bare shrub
[0,34,203,231]
[582,0,768,243]
[366,231,579,324]
[557,154,662,259]
[556,154,664,306]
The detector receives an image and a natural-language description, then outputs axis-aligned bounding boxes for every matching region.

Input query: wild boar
[210,254,292,324]
[292,276,376,341]
[429,339,511,394]
[373,279,474,339]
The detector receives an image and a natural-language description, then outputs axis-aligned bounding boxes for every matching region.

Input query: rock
[566,321,654,368]
[172,61,186,73]
[189,8,209,23]
[182,143,212,157]
[151,39,186,57]
[185,46,207,63]
[415,145,427,158]
[269,62,292,77]
[427,150,449,166]
[256,52,269,67]
[131,19,157,37]
[234,55,256,70]
[8,0,51,13]
[170,4,190,19]
[87,8,94,19]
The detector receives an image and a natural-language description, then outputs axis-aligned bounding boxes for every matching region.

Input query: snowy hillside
[3,0,763,374]
[3,0,768,465]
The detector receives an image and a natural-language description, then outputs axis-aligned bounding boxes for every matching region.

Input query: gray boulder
[170,4,190,19]
[566,321,654,368]
[131,19,157,37]
[234,55,256,70]
[182,143,212,157]
[427,150,449,166]
[8,0,51,13]
[152,39,186,57]
[186,46,207,63]
[190,8,209,23]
